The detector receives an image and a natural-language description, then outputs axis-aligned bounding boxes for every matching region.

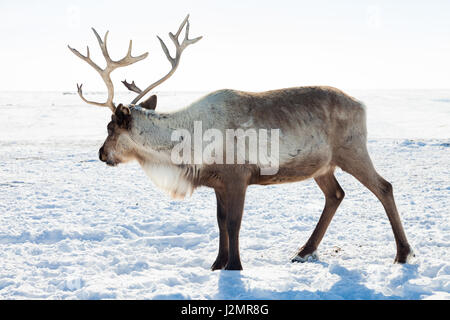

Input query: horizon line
[1,88,450,94]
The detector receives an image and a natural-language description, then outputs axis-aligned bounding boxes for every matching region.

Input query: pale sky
[1,0,450,92]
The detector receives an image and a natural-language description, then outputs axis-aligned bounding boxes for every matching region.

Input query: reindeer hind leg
[335,145,413,263]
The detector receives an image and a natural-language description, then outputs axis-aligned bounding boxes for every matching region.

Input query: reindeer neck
[128,106,202,198]
[129,106,178,154]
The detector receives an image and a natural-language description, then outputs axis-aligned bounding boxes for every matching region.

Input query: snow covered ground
[0,89,449,299]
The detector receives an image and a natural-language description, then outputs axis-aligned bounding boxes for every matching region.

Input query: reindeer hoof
[211,258,228,271]
[224,262,243,270]
[291,245,318,263]
[394,247,415,264]
[291,250,318,263]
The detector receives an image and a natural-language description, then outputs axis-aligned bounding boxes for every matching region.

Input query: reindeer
[68,15,413,270]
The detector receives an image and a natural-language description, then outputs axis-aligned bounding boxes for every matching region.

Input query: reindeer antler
[125,14,202,105]
[68,28,148,112]
[121,80,142,94]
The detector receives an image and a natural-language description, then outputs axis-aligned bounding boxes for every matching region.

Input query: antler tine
[126,40,133,58]
[122,80,142,94]
[75,83,112,108]
[171,14,190,42]
[129,15,202,105]
[68,28,148,112]
[91,28,111,63]
[67,45,102,73]
[180,19,203,51]
[157,35,176,68]
[116,40,149,66]
[168,14,203,57]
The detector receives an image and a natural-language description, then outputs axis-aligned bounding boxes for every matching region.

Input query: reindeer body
[128,86,365,194]
[120,85,412,270]
[70,17,413,270]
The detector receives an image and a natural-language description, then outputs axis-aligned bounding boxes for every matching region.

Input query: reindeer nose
[99,146,106,162]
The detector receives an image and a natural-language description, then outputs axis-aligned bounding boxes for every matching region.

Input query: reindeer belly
[254,139,332,185]
[255,156,331,185]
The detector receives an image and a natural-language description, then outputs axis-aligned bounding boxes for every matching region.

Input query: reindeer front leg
[212,181,248,271]
[211,190,229,270]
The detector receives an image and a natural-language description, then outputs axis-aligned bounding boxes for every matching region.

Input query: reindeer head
[98,97,157,166]
[98,104,132,166]
[68,15,202,167]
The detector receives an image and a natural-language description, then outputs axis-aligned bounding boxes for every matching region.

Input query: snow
[0,89,449,299]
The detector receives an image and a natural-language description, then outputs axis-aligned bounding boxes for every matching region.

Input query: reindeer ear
[140,95,157,110]
[115,104,131,129]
